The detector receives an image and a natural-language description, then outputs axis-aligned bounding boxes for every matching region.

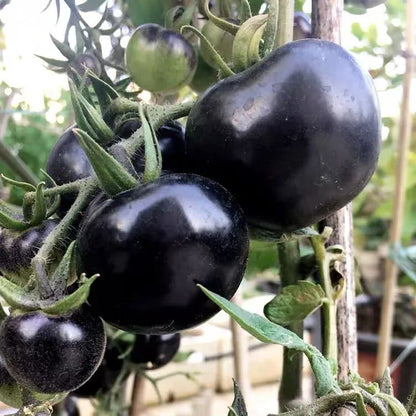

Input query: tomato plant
[76,173,249,334]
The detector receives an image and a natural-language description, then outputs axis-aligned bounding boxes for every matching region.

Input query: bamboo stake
[230,287,251,400]
[129,375,146,416]
[376,0,415,379]
[312,0,359,383]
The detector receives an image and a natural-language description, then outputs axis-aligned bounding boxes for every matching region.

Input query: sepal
[73,128,137,196]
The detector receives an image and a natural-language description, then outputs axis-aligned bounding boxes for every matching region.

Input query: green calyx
[69,80,114,146]
[0,179,56,231]
[139,104,162,184]
[74,128,138,197]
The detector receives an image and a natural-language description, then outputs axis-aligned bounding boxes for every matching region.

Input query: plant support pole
[312,0,358,382]
[376,0,415,379]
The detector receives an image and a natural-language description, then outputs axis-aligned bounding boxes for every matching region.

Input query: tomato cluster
[0,4,382,411]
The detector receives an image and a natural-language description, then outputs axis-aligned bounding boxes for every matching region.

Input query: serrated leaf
[78,0,107,12]
[74,128,137,196]
[41,275,99,315]
[198,285,338,397]
[264,281,326,326]
[228,380,248,416]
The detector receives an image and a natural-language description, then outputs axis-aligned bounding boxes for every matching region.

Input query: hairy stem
[277,240,304,411]
[310,235,338,364]
[31,178,99,298]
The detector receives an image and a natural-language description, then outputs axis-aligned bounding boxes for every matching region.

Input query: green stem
[276,0,294,47]
[268,391,388,416]
[260,0,279,57]
[277,240,304,412]
[310,235,338,364]
[407,385,416,416]
[31,178,99,299]
[0,140,39,185]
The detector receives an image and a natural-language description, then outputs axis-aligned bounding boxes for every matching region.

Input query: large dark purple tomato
[76,173,249,334]
[0,306,106,394]
[185,39,381,236]
[130,333,181,370]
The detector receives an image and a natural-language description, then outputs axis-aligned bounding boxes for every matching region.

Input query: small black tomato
[0,306,106,394]
[130,333,181,370]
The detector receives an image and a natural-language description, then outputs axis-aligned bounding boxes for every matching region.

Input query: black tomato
[185,39,381,235]
[115,120,187,173]
[72,342,123,398]
[0,306,106,394]
[130,333,181,370]
[46,126,94,217]
[0,219,59,280]
[76,173,249,334]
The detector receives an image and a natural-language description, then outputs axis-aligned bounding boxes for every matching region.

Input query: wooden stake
[230,287,251,399]
[312,0,359,383]
[129,375,146,416]
[376,0,415,379]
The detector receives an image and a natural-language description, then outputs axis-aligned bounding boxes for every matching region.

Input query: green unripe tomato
[200,20,235,69]
[125,23,197,93]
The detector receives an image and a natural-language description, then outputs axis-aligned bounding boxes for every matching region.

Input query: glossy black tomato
[76,173,249,334]
[130,333,181,370]
[72,342,123,398]
[125,24,197,93]
[0,219,59,280]
[115,120,187,173]
[0,306,106,394]
[46,126,94,217]
[185,39,381,235]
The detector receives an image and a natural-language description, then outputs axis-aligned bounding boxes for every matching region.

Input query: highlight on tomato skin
[185,39,381,236]
[76,173,249,335]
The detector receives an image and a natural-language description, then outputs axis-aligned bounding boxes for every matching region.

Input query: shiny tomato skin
[76,173,249,334]
[46,126,94,217]
[0,219,59,279]
[0,306,106,394]
[185,39,381,235]
[130,333,181,370]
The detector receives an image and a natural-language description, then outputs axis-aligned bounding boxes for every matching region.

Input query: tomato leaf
[228,379,248,416]
[264,281,326,326]
[389,243,416,285]
[375,393,409,416]
[197,284,338,397]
